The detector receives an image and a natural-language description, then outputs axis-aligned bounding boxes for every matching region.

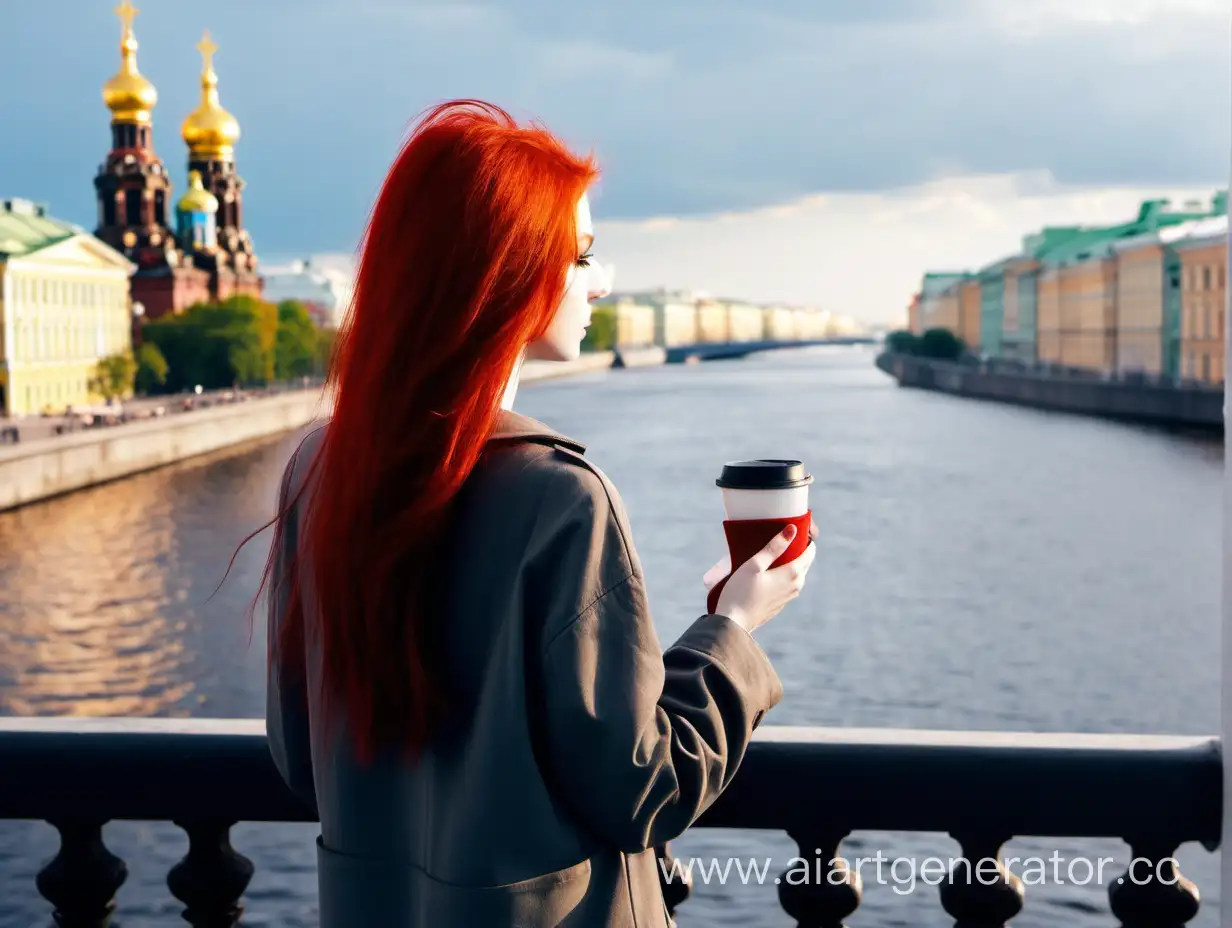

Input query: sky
[3,0,1229,323]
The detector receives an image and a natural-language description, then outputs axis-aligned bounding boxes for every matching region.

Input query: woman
[261,99,817,927]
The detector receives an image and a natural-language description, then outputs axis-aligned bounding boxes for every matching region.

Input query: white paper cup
[721,485,810,520]
[716,459,813,521]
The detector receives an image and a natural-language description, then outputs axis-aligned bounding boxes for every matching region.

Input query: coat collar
[489,409,587,454]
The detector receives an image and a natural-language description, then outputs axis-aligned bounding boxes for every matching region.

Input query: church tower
[176,169,219,254]
[94,0,209,320]
[181,30,262,301]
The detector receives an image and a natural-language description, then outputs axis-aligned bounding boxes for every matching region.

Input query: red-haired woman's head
[265,99,605,763]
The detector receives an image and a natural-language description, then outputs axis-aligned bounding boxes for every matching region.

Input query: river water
[0,346,1222,927]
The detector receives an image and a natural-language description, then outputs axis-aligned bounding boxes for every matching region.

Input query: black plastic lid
[716,459,813,490]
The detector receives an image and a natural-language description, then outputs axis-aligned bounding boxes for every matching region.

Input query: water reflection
[0,349,1221,927]
[0,435,306,718]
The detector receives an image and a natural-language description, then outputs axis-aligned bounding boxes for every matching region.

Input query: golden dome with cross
[101,0,158,123]
[177,170,219,214]
[181,29,241,159]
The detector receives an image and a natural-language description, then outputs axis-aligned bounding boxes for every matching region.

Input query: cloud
[982,0,1227,31]
[0,0,1225,269]
[280,170,1222,328]
[589,171,1222,324]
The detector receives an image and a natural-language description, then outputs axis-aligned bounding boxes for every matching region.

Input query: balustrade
[0,719,1219,926]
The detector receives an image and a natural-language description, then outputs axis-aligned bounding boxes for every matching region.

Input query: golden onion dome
[102,1,157,123]
[181,30,240,159]
[177,170,218,213]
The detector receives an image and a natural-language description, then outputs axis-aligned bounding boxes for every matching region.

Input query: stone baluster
[167,819,254,928]
[938,833,1024,928]
[1108,840,1200,928]
[655,842,693,918]
[777,829,862,928]
[35,818,128,928]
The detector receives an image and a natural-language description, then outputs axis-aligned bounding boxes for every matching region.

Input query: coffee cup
[707,459,813,616]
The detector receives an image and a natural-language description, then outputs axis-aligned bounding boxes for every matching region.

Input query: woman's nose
[589,263,614,300]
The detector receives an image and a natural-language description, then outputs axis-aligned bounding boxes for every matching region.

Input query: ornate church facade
[93,1,261,322]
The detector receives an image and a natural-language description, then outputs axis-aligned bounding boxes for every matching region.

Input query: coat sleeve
[528,456,783,853]
[265,446,319,815]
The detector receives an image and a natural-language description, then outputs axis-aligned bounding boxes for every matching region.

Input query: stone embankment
[0,352,622,511]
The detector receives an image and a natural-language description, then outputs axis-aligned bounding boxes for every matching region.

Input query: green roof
[1037,195,1225,268]
[920,271,973,297]
[0,199,83,258]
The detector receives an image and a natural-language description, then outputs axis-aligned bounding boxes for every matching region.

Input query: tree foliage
[134,342,169,395]
[918,327,966,360]
[883,327,967,360]
[885,329,918,355]
[274,300,320,379]
[89,351,136,402]
[140,295,326,393]
[581,306,618,353]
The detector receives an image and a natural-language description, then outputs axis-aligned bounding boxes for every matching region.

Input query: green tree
[134,342,169,395]
[143,298,271,392]
[275,300,320,379]
[917,327,966,360]
[581,306,618,352]
[316,326,338,377]
[89,351,137,402]
[885,330,918,355]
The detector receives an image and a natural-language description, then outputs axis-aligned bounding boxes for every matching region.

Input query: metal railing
[0,719,1218,927]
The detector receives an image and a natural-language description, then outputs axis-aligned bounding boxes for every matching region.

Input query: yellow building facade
[614,299,656,348]
[1057,258,1117,372]
[762,306,797,340]
[725,301,766,342]
[1177,234,1227,384]
[0,199,135,417]
[1112,240,1168,375]
[695,299,729,343]
[958,279,981,349]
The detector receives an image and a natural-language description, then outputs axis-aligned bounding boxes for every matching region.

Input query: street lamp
[130,300,146,350]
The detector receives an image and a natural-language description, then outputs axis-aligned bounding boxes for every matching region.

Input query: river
[0,346,1222,927]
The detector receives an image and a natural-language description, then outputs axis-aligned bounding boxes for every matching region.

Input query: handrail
[0,719,1218,927]
[0,719,1218,843]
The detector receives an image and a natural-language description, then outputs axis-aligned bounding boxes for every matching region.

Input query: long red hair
[254,100,598,764]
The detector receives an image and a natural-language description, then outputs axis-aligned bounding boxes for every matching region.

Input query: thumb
[751,524,796,571]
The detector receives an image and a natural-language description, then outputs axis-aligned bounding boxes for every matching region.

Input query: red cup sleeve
[706,510,812,616]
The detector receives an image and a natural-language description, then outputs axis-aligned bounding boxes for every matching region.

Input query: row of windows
[9,276,128,315]
[7,319,128,364]
[100,189,241,230]
[22,378,91,414]
[1183,351,1224,383]
[1183,303,1226,340]
[1182,264,1226,292]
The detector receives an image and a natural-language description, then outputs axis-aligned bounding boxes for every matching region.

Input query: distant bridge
[661,337,877,364]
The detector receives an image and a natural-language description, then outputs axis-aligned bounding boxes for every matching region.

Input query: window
[125,189,143,226]
[1202,354,1211,381]
[1204,304,1211,338]
[1203,267,1212,290]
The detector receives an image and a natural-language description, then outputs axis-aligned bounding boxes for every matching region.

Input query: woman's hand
[703,517,819,634]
